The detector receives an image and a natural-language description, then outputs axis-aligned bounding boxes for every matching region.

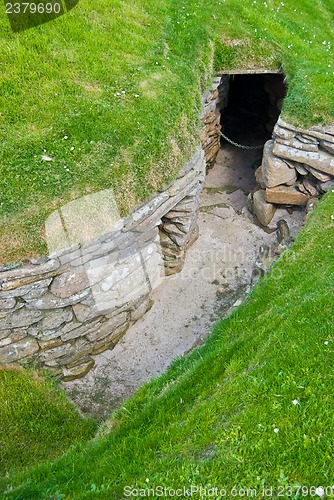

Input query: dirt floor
[63,145,305,421]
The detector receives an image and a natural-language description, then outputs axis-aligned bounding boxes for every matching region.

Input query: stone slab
[305,166,331,182]
[276,137,319,152]
[86,313,128,342]
[0,298,16,310]
[0,259,60,284]
[62,358,95,381]
[318,180,334,192]
[276,118,334,144]
[320,140,334,156]
[0,278,52,299]
[0,307,42,329]
[0,337,39,363]
[252,189,276,226]
[50,268,89,298]
[265,186,309,205]
[25,289,91,309]
[37,308,73,331]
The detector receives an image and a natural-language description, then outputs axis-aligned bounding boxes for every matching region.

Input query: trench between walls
[1,70,334,381]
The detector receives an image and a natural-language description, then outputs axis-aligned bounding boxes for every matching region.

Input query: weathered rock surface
[0,298,16,310]
[320,140,334,155]
[62,358,95,382]
[318,179,334,192]
[0,337,39,363]
[303,179,319,197]
[276,136,319,152]
[255,166,266,188]
[37,309,73,331]
[262,140,297,188]
[86,313,128,343]
[275,118,334,143]
[0,259,60,284]
[25,289,91,309]
[273,141,334,176]
[50,269,89,298]
[305,166,331,182]
[0,278,53,299]
[1,307,42,329]
[293,162,308,176]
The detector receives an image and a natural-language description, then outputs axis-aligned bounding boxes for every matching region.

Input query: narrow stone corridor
[63,145,305,421]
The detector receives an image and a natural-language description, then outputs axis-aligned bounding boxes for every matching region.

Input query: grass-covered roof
[0,0,333,262]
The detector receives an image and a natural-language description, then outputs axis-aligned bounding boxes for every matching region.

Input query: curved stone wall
[0,146,206,380]
[0,74,224,380]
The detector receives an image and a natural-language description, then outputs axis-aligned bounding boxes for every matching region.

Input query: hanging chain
[218,130,264,150]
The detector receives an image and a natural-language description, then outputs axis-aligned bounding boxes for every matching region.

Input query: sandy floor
[63,145,305,421]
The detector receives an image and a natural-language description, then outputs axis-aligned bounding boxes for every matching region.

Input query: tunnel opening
[210,71,288,199]
[220,72,286,148]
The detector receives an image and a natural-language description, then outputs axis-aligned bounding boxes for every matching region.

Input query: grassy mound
[0,366,96,478]
[2,192,333,498]
[0,0,334,263]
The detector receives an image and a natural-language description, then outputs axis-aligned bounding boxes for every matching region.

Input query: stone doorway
[207,70,295,228]
[219,71,286,149]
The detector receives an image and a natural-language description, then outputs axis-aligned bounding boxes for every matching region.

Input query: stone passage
[202,70,334,226]
[1,69,334,380]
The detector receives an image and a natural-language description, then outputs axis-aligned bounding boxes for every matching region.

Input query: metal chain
[218,130,264,150]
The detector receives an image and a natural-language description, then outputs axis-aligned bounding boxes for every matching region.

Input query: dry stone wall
[0,148,205,380]
[249,118,334,225]
[201,75,228,169]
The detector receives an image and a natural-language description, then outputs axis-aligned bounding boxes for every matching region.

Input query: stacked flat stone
[250,118,334,225]
[0,148,205,380]
[201,75,228,168]
[160,185,200,275]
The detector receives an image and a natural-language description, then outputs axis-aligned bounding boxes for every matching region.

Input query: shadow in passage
[220,73,286,147]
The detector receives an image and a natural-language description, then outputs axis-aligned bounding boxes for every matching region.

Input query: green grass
[0,0,334,496]
[0,0,334,263]
[1,192,333,498]
[0,366,96,478]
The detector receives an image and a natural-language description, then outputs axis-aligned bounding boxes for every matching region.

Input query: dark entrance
[220,73,286,148]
